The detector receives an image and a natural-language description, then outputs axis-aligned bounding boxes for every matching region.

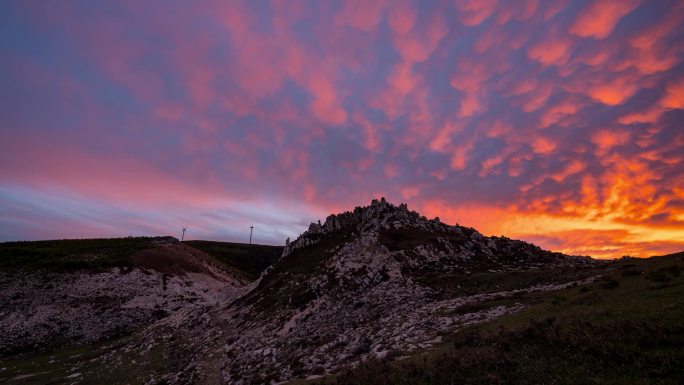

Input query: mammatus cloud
[1,0,683,258]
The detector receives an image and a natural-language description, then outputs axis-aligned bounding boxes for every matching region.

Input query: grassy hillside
[183,240,283,280]
[0,237,282,279]
[301,254,684,385]
[0,237,175,271]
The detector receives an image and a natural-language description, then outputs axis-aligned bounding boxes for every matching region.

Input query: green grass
[0,237,174,272]
[183,240,283,280]
[304,254,684,385]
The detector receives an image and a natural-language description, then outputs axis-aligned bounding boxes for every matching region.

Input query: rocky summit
[1,199,602,384]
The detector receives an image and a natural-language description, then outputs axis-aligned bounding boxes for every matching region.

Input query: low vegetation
[183,240,282,280]
[0,237,173,271]
[240,226,356,310]
[0,237,282,279]
[306,254,684,385]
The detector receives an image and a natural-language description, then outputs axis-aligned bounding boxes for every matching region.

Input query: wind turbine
[181,227,187,241]
[249,225,254,245]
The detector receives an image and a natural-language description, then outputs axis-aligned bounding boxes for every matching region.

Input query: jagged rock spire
[281,198,419,258]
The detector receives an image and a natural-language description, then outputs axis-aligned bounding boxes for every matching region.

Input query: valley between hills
[1,199,682,385]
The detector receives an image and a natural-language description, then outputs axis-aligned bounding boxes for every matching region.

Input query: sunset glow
[1,0,683,258]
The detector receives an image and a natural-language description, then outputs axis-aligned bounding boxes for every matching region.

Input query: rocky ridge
[158,198,597,384]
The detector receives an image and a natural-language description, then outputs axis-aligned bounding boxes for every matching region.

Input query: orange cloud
[619,106,663,125]
[479,150,512,177]
[531,136,557,155]
[591,129,631,155]
[569,0,641,39]
[587,79,639,106]
[618,78,684,124]
[551,159,586,182]
[520,82,554,112]
[629,9,683,50]
[416,200,684,259]
[538,99,580,128]
[660,78,684,109]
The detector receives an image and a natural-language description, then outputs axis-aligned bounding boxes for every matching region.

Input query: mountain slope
[308,253,684,385]
[194,199,598,384]
[0,237,248,357]
[182,240,283,280]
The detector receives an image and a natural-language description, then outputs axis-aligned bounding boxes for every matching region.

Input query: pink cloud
[353,112,382,152]
[569,0,641,39]
[4,1,684,258]
[661,78,684,109]
[538,98,581,128]
[388,0,418,35]
[391,13,449,62]
[335,0,387,31]
[454,0,498,27]
[527,35,573,66]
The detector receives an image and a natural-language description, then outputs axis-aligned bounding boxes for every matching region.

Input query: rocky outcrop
[280,197,590,269]
[180,198,597,384]
[282,197,402,258]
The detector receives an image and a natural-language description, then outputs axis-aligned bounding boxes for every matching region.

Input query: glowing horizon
[1,1,683,259]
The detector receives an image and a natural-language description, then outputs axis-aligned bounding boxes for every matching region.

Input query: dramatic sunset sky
[1,1,683,258]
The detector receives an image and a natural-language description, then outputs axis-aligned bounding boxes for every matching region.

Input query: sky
[1,0,683,259]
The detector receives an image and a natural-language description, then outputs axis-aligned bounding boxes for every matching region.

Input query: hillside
[209,199,597,383]
[0,237,252,357]
[308,254,684,385]
[0,199,681,385]
[183,240,283,280]
[0,236,176,271]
